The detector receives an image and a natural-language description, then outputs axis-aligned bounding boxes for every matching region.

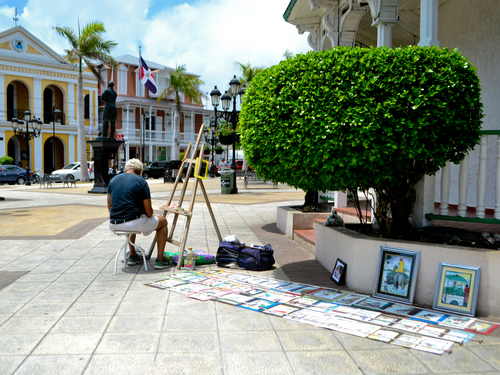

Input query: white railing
[437,130,500,219]
[116,129,197,145]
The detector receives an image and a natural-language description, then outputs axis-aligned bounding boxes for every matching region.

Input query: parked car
[0,165,31,185]
[215,160,244,176]
[50,162,94,182]
[142,161,167,179]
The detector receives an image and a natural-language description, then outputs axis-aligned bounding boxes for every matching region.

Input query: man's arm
[107,194,112,212]
[143,198,154,217]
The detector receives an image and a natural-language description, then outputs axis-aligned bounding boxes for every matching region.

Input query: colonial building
[0,25,98,174]
[0,26,210,177]
[98,55,209,165]
[284,0,500,224]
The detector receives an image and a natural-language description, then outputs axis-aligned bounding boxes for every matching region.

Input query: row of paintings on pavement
[338,246,482,317]
[146,267,498,355]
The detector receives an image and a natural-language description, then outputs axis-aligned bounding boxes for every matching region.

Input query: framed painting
[373,246,420,304]
[331,258,346,285]
[433,263,480,317]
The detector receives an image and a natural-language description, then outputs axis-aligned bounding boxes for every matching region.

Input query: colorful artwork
[354,298,392,311]
[410,310,449,324]
[433,263,481,317]
[373,247,420,304]
[331,258,346,285]
[466,321,499,335]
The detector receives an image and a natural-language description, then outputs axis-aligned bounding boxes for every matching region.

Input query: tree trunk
[172,107,180,160]
[77,73,90,182]
[303,190,319,210]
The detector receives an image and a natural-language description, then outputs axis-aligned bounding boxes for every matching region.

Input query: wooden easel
[148,125,222,270]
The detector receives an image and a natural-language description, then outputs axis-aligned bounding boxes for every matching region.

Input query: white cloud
[0,0,310,104]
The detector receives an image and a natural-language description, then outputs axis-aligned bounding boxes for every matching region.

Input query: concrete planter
[276,205,330,239]
[315,223,500,317]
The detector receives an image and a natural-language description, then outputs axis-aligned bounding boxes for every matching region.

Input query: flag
[139,56,158,95]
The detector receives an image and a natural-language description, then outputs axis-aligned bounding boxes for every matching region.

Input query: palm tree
[157,65,205,159]
[54,21,118,181]
[234,61,265,87]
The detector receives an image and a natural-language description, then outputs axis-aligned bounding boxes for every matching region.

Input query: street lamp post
[203,119,218,178]
[11,109,43,186]
[210,75,245,194]
[52,107,61,173]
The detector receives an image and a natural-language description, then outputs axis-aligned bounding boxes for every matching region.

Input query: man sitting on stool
[107,158,169,269]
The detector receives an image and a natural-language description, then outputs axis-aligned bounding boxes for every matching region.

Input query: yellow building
[0,25,98,174]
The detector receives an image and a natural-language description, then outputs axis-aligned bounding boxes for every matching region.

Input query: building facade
[0,26,210,176]
[98,55,209,166]
[285,0,500,222]
[0,25,98,174]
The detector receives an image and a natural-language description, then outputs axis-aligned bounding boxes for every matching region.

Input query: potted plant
[216,121,236,145]
[203,145,211,155]
[215,145,224,155]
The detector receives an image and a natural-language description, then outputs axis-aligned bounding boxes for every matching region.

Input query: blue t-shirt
[107,173,151,221]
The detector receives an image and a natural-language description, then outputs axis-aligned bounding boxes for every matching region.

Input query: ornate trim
[297,23,320,51]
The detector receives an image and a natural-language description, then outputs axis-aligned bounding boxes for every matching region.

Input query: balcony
[116,129,198,145]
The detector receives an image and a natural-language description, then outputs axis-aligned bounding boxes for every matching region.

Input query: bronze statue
[101,81,117,139]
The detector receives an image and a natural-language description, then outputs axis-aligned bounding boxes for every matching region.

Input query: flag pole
[139,46,143,162]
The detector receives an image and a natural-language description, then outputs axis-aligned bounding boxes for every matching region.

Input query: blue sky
[0,0,310,106]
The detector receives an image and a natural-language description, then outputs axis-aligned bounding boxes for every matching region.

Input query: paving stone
[155,352,223,375]
[84,354,156,375]
[158,332,219,353]
[286,350,364,375]
[0,316,59,334]
[14,355,90,375]
[0,355,26,375]
[33,333,103,355]
[349,348,431,374]
[276,330,343,351]
[0,333,44,355]
[219,331,281,352]
[96,332,160,354]
[51,316,111,333]
[224,351,293,375]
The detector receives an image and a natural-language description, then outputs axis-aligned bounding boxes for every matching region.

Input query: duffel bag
[216,241,242,266]
[237,244,275,271]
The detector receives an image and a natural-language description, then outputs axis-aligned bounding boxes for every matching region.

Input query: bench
[62,174,77,188]
[40,174,52,188]
[243,171,277,189]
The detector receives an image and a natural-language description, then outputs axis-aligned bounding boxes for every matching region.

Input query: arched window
[84,94,90,119]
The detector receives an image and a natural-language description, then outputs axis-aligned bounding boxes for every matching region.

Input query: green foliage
[0,156,14,165]
[240,46,483,237]
[215,120,235,137]
[157,65,205,109]
[179,152,185,160]
[215,145,224,154]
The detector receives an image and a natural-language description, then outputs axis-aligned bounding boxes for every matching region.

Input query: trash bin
[219,168,235,194]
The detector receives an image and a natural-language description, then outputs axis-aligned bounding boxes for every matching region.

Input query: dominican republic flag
[139,56,158,94]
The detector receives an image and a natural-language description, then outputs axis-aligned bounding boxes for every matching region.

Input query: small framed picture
[373,246,420,304]
[433,263,481,317]
[331,258,346,285]
[21,151,28,160]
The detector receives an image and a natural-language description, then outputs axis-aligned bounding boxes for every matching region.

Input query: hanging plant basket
[215,147,224,155]
[218,134,235,145]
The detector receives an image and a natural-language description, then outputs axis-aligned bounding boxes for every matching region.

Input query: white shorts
[109,214,159,236]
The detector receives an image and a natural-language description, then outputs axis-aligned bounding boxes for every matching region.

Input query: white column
[0,130,5,156]
[0,74,4,121]
[125,144,130,162]
[191,111,195,142]
[374,22,394,48]
[476,135,488,218]
[34,136,43,172]
[68,134,76,164]
[33,78,42,119]
[496,137,500,219]
[125,103,130,138]
[412,0,439,226]
[334,191,347,208]
[457,156,469,217]
[149,145,153,162]
[418,0,439,47]
[439,162,451,216]
[67,83,76,126]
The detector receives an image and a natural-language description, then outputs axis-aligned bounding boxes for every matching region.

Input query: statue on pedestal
[100,81,117,139]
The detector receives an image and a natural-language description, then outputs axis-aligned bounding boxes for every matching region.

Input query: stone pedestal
[87,138,124,194]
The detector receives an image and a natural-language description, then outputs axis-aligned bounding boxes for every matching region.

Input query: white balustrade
[438,132,500,220]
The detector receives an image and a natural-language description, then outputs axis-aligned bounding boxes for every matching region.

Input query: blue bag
[237,244,275,271]
[216,241,242,266]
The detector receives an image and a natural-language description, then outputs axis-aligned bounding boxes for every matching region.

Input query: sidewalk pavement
[0,178,500,375]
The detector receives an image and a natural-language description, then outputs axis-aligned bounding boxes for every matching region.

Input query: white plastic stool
[113,231,148,274]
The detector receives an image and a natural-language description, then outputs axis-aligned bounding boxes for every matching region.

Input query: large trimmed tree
[239,46,483,238]
[54,21,117,182]
[157,65,205,160]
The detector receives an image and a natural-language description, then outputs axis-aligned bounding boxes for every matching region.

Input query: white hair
[124,158,143,174]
